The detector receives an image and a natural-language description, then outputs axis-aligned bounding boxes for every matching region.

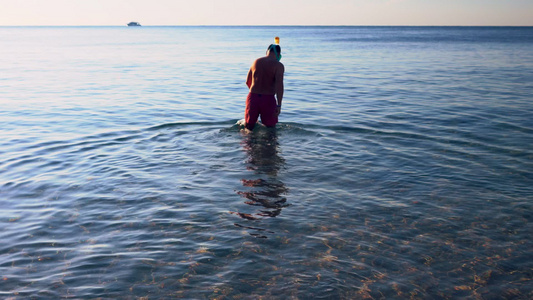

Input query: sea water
[0,26,532,298]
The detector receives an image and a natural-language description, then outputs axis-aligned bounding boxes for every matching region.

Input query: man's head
[267,44,282,61]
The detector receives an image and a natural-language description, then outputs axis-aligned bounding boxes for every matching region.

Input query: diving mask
[268,44,282,61]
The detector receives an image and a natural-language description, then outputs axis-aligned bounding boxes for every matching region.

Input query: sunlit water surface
[1,26,532,298]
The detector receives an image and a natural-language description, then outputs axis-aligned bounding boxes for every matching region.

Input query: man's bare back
[246,51,284,100]
[247,56,284,96]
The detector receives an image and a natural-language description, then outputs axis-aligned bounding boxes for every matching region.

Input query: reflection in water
[231,128,288,238]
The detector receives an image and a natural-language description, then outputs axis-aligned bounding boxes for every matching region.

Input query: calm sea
[1,26,532,299]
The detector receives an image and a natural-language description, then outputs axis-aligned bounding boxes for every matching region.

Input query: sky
[0,0,532,26]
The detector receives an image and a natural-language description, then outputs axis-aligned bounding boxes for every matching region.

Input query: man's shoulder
[277,61,285,72]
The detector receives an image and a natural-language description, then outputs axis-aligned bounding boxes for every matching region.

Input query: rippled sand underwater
[2,120,531,298]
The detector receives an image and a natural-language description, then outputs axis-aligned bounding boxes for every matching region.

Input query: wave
[147,120,238,131]
[2,117,531,184]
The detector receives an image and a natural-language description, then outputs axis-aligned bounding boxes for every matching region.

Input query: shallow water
[1,26,532,298]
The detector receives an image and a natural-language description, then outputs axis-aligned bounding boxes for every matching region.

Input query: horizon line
[1,24,532,27]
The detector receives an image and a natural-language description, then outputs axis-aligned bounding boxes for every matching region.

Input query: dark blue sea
[1,26,532,299]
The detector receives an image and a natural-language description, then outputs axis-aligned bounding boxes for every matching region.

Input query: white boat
[127,22,141,26]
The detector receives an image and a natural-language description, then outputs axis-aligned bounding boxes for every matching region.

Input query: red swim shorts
[244,93,278,130]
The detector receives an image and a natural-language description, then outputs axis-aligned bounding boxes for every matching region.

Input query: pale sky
[0,0,532,26]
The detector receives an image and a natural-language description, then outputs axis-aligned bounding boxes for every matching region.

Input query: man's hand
[276,107,281,116]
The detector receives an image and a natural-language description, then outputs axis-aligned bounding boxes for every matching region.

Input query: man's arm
[275,64,284,106]
[246,68,252,89]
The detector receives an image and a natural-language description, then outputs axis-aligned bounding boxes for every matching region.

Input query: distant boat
[127,22,141,26]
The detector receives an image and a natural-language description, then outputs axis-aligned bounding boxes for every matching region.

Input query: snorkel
[268,37,282,61]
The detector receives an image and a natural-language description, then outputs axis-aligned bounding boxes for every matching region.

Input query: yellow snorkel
[268,37,282,61]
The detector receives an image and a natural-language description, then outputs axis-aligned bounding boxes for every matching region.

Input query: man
[244,44,284,131]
